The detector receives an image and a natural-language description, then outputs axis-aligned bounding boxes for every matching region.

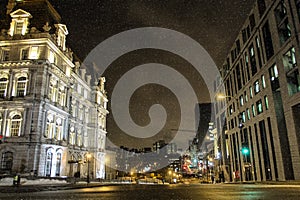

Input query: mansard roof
[0,0,62,34]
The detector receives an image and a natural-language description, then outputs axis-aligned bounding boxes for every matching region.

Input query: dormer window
[21,48,29,60]
[29,46,39,59]
[1,50,10,61]
[9,9,32,36]
[54,24,68,51]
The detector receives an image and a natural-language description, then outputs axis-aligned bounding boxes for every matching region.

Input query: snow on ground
[0,177,67,186]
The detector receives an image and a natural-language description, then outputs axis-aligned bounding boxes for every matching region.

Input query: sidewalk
[225,180,300,185]
[0,177,136,193]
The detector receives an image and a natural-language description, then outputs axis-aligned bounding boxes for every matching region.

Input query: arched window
[48,79,57,102]
[57,86,66,107]
[77,129,82,147]
[45,114,54,138]
[55,118,62,140]
[1,151,13,170]
[45,149,53,177]
[10,114,22,137]
[16,76,27,97]
[0,77,8,98]
[69,126,75,145]
[56,152,62,176]
[0,114,2,135]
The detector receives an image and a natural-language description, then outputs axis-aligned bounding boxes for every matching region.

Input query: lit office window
[254,80,260,94]
[264,96,269,110]
[256,99,263,114]
[262,75,266,88]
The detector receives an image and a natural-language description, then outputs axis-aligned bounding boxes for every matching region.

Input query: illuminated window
[0,77,8,98]
[45,114,54,138]
[261,75,266,88]
[56,152,61,176]
[15,22,23,34]
[48,50,56,64]
[252,104,256,117]
[249,86,253,98]
[269,64,280,91]
[283,47,300,95]
[55,118,62,141]
[57,86,66,107]
[16,76,27,97]
[69,127,75,145]
[254,80,260,94]
[85,109,89,123]
[286,69,300,95]
[55,24,68,51]
[239,95,244,106]
[1,151,13,170]
[10,114,22,137]
[283,47,296,71]
[78,106,83,120]
[256,99,263,114]
[45,150,53,177]
[247,108,251,120]
[275,2,291,45]
[77,130,82,147]
[2,50,9,61]
[71,103,77,117]
[21,48,29,60]
[9,9,32,36]
[264,96,269,110]
[48,79,57,102]
[0,114,2,134]
[29,46,39,59]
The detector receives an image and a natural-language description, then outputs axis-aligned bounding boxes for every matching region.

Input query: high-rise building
[0,0,108,179]
[215,0,300,182]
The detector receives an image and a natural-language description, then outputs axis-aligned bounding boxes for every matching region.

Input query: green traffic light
[242,147,249,155]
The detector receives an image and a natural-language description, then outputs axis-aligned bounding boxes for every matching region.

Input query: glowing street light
[241,147,250,155]
[86,153,92,184]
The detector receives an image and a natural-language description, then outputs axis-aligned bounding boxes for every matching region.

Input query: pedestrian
[17,174,21,186]
[211,175,215,184]
[13,174,17,186]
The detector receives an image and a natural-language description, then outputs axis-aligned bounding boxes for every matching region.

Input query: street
[1,184,300,200]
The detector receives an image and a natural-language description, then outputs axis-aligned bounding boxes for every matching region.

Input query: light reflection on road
[1,184,300,200]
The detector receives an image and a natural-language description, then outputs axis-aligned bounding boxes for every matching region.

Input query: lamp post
[216,93,250,182]
[86,153,92,184]
[216,94,249,182]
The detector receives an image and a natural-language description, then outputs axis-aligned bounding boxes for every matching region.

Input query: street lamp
[216,93,242,182]
[86,153,92,184]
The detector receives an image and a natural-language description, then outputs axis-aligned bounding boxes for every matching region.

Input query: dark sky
[50,0,255,68]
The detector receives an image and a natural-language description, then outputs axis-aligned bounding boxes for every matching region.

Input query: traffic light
[241,146,249,155]
[0,135,3,144]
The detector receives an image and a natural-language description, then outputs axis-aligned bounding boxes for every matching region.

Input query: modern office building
[0,0,108,179]
[214,0,300,182]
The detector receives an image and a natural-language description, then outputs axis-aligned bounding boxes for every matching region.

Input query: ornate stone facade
[0,0,108,179]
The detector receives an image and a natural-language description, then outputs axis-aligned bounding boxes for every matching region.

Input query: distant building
[196,103,212,149]
[0,0,108,179]
[215,0,300,182]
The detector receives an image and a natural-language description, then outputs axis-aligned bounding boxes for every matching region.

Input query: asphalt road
[1,184,300,200]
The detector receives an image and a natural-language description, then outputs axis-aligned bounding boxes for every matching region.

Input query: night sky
[51,0,256,149]
[1,0,256,148]
[49,0,255,68]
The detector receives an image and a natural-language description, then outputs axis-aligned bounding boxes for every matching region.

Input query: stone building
[214,0,300,182]
[0,0,108,179]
